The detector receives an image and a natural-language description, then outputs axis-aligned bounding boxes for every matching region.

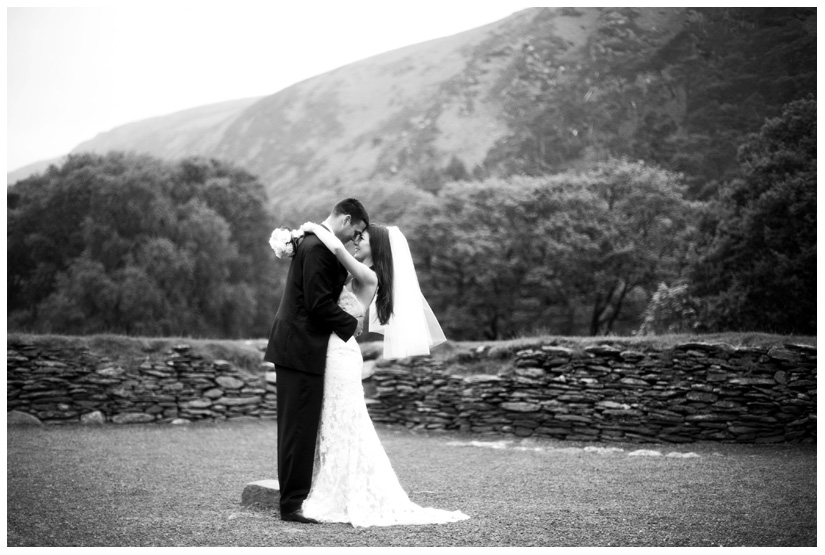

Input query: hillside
[7,156,66,185]
[8,7,815,206]
[71,96,263,159]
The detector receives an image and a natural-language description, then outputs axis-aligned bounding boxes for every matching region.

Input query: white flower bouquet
[269,226,305,259]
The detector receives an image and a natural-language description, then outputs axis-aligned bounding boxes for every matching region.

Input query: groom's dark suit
[264,231,358,516]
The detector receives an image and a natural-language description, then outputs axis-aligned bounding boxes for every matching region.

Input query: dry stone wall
[366,341,816,443]
[7,340,275,425]
[6,337,817,444]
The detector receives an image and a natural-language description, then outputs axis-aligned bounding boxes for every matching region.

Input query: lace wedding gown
[301,288,470,527]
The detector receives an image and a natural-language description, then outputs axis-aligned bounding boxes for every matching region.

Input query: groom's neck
[321,218,339,239]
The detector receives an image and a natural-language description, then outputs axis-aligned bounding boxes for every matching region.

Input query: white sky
[5,2,534,172]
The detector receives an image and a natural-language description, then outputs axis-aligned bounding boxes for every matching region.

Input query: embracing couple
[263,198,469,528]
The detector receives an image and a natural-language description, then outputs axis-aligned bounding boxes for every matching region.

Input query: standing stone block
[80,410,106,425]
[7,410,43,426]
[241,479,280,507]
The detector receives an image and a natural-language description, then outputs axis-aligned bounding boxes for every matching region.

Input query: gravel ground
[6,420,816,547]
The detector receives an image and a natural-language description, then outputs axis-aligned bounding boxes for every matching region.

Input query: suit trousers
[274,365,324,515]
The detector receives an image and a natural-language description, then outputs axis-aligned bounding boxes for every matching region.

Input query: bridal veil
[368,226,446,359]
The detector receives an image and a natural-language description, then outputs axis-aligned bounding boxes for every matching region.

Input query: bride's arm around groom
[263,198,370,523]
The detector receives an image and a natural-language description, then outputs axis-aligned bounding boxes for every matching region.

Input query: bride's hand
[301,221,319,234]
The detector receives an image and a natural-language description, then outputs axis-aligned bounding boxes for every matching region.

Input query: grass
[6,420,816,547]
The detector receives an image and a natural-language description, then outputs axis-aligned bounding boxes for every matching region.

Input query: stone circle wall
[7,340,275,425]
[6,337,817,444]
[365,341,816,443]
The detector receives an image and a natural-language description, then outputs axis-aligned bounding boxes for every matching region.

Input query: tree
[37,256,119,334]
[7,153,137,323]
[483,8,816,198]
[635,282,700,335]
[169,158,281,335]
[7,152,280,338]
[690,97,816,334]
[578,159,699,334]
[407,160,699,339]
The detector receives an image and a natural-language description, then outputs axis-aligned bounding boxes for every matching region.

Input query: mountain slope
[9,7,815,205]
[71,96,263,160]
[9,8,608,193]
[7,97,262,186]
[7,156,66,185]
[206,7,686,198]
[208,11,526,195]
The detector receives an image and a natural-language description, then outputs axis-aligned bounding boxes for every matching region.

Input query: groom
[264,198,369,523]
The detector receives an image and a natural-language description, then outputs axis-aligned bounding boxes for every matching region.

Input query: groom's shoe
[281,509,320,524]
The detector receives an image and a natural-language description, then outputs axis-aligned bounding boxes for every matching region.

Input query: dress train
[302,290,469,527]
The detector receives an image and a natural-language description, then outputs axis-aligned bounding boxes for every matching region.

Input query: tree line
[7,98,815,339]
[8,154,281,337]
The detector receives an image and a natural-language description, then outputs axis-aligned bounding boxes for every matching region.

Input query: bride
[297,221,469,527]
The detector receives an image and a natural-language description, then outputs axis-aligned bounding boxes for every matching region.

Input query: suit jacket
[264,232,358,375]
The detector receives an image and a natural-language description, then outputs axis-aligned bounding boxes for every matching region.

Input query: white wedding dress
[301,288,470,527]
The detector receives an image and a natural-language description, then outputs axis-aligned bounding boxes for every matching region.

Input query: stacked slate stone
[7,336,816,443]
[7,339,274,425]
[365,342,816,444]
[365,357,459,428]
[166,346,271,423]
[7,341,98,424]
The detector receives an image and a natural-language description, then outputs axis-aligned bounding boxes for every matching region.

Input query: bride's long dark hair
[367,224,394,325]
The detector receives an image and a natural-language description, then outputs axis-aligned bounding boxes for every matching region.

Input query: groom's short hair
[332,198,369,227]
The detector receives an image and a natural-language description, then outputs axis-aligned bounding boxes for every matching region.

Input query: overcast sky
[6,2,535,172]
